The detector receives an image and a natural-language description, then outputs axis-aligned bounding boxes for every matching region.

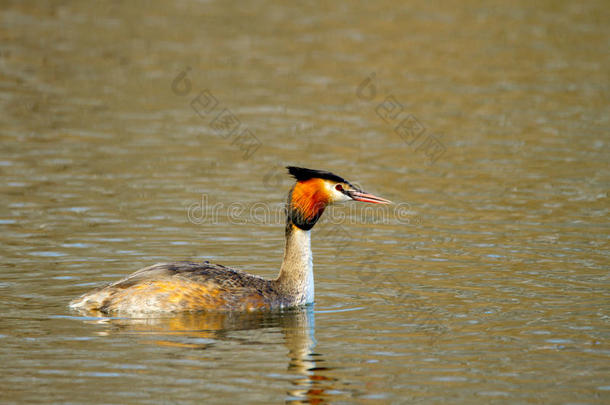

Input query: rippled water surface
[1,1,609,403]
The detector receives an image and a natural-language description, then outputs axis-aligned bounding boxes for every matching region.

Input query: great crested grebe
[70,166,391,314]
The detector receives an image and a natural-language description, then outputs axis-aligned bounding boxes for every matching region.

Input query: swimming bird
[69,166,391,314]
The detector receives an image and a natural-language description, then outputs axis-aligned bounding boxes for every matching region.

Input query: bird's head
[286,166,391,230]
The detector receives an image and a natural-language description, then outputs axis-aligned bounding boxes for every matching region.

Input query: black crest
[286,166,346,183]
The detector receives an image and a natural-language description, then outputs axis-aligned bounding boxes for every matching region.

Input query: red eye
[335,184,344,192]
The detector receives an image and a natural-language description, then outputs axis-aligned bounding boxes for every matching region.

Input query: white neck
[276,226,314,305]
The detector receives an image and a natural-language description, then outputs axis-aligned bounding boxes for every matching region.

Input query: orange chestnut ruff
[289,178,330,229]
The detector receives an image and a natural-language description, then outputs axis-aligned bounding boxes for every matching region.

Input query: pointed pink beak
[349,190,392,204]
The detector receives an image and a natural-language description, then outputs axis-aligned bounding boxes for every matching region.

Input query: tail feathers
[69,288,113,312]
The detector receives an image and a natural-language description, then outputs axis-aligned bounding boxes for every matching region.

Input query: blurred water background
[0,1,608,403]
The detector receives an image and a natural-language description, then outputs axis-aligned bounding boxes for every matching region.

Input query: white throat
[276,226,314,305]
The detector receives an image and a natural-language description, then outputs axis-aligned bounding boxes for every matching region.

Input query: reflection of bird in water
[87,307,334,404]
[70,166,390,314]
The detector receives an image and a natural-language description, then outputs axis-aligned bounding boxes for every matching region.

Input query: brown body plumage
[69,166,390,314]
[71,261,285,313]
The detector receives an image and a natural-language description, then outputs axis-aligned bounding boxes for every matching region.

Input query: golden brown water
[1,0,608,403]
